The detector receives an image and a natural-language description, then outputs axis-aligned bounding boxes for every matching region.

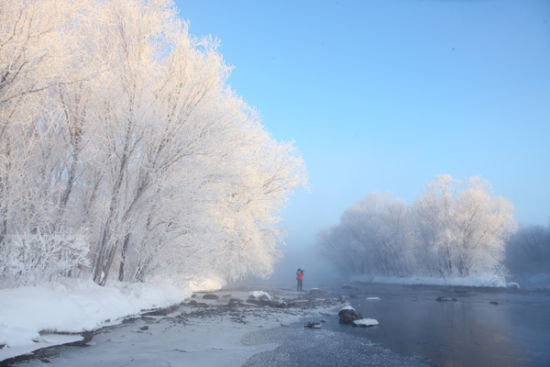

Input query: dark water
[244,283,550,367]
[336,283,550,367]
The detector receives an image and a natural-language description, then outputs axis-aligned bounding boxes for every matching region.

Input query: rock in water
[338,305,362,324]
[304,321,322,329]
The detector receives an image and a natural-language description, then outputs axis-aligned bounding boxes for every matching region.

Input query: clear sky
[175,0,550,248]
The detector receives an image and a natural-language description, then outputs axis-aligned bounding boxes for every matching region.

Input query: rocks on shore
[227,298,242,306]
[247,291,287,308]
[202,294,219,300]
[186,300,208,307]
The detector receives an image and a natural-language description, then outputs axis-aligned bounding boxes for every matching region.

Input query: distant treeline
[318,175,549,282]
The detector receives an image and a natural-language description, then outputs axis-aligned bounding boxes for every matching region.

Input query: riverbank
[0,280,192,362]
[1,286,344,366]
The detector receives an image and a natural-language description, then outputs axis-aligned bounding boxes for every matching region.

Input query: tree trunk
[118,233,131,281]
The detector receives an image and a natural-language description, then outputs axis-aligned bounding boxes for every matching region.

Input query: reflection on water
[336,283,550,367]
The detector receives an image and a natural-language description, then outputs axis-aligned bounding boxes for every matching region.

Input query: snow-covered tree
[0,0,94,286]
[318,176,516,281]
[319,193,414,276]
[0,0,306,287]
[414,175,516,278]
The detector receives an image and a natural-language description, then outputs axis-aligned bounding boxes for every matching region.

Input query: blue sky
[175,0,550,247]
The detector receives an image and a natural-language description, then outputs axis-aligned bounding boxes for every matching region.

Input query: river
[244,282,550,367]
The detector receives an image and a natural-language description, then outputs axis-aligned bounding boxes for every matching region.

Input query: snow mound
[353,318,379,327]
[185,277,226,292]
[248,291,272,301]
[366,297,381,301]
[0,279,190,361]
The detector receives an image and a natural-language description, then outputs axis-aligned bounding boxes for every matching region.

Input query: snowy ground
[1,283,343,366]
[0,280,191,362]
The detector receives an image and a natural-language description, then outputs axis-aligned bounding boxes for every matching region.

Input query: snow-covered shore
[350,274,508,288]
[1,282,342,365]
[0,280,191,361]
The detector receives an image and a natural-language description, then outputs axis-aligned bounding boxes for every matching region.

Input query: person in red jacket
[296,268,304,291]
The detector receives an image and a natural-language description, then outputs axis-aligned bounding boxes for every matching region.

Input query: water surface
[335,283,550,367]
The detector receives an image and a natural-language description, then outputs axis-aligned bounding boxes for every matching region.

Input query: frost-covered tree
[319,193,414,276]
[0,0,94,285]
[318,176,516,281]
[0,0,306,287]
[414,175,516,278]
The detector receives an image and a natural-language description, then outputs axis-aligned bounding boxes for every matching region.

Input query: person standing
[296,268,304,291]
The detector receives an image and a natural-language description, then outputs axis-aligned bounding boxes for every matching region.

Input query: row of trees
[318,175,517,280]
[0,0,306,287]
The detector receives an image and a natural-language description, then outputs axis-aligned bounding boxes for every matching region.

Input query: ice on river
[353,318,379,327]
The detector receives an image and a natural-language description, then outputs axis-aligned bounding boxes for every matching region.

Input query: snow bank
[249,290,272,301]
[185,277,226,292]
[351,274,507,287]
[0,280,190,361]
